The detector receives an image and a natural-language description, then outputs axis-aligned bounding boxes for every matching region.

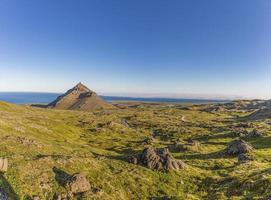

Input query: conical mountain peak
[47,83,114,111]
[73,82,92,92]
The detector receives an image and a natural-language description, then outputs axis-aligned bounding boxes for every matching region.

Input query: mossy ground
[0,101,271,199]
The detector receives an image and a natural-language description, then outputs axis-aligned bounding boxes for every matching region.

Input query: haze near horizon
[0,0,270,99]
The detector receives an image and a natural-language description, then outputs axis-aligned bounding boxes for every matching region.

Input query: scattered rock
[245,129,263,138]
[213,164,220,170]
[2,135,41,147]
[121,118,131,128]
[172,139,201,152]
[127,155,138,164]
[181,116,187,122]
[142,136,156,145]
[64,173,91,195]
[39,181,51,190]
[137,147,185,171]
[232,127,248,137]
[0,188,8,200]
[0,158,8,173]
[203,105,225,113]
[226,139,253,155]
[236,123,251,128]
[94,154,105,160]
[187,139,200,146]
[32,196,40,200]
[53,193,68,200]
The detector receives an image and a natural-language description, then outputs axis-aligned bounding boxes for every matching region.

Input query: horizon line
[0,90,264,101]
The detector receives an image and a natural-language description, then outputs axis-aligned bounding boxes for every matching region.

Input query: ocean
[0,92,229,104]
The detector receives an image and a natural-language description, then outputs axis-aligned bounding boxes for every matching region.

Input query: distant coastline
[0,92,230,104]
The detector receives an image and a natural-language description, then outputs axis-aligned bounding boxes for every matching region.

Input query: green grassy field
[0,101,271,199]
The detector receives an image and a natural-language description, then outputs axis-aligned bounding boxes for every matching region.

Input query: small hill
[243,100,271,120]
[244,107,271,120]
[47,83,114,111]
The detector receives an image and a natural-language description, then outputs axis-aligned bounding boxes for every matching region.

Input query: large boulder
[226,139,253,155]
[64,173,91,195]
[245,129,263,138]
[130,147,185,171]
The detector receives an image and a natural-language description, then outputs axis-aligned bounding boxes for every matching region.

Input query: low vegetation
[1,100,271,199]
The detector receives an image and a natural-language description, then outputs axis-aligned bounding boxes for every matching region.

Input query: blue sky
[0,0,270,99]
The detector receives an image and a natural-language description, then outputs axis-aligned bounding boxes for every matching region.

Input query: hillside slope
[1,101,271,199]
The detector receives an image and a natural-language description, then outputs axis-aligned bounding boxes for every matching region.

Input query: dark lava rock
[0,188,8,200]
[232,127,248,137]
[245,129,263,138]
[226,139,253,155]
[238,153,253,163]
[127,155,138,164]
[139,147,185,171]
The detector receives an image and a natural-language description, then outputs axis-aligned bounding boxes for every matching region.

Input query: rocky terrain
[1,99,271,199]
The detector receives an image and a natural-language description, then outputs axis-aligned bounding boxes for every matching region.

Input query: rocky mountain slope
[47,83,114,111]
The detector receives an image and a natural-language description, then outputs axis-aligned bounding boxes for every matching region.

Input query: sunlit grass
[0,101,271,199]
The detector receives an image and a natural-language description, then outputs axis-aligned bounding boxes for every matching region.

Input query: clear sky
[0,0,270,99]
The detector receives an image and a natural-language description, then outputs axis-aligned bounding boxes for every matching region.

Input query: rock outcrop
[128,147,185,171]
[47,83,114,111]
[226,139,253,155]
[64,173,91,195]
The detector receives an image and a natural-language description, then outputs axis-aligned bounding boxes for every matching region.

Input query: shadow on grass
[30,104,48,108]
[105,146,141,156]
[201,176,245,199]
[52,167,71,187]
[193,131,236,143]
[89,150,128,162]
[177,150,226,160]
[0,173,19,200]
[33,154,72,160]
[149,196,177,200]
[203,141,229,146]
[249,136,271,149]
